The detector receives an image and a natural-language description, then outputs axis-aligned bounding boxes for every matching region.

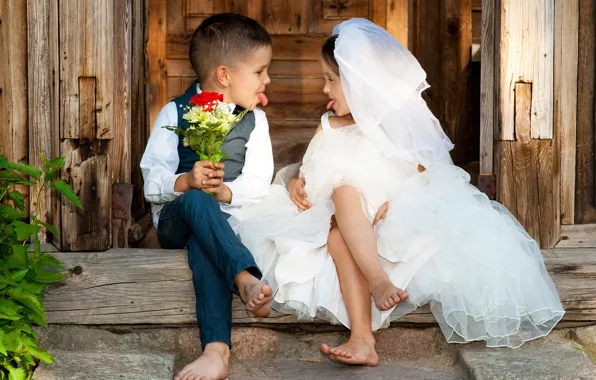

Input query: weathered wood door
[148,0,409,173]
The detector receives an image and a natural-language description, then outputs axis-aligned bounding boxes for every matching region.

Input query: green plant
[0,154,82,380]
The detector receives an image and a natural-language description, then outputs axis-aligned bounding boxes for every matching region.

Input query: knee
[327,227,349,259]
[181,189,214,208]
[331,185,358,205]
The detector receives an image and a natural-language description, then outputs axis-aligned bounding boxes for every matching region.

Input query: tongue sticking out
[256,93,269,106]
[326,99,336,110]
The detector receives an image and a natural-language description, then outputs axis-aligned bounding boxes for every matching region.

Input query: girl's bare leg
[332,186,408,310]
[320,227,379,366]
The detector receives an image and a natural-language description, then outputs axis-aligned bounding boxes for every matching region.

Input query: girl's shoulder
[327,115,356,129]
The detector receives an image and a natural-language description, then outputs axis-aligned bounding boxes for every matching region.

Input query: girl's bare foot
[237,275,273,317]
[320,336,379,366]
[370,278,408,311]
[174,342,229,380]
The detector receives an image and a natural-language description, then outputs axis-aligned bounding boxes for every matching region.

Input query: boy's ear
[215,65,230,87]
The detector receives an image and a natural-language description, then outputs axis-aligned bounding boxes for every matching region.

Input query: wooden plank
[130,0,148,215]
[28,0,58,243]
[270,127,314,165]
[472,0,482,11]
[575,0,596,224]
[186,0,213,15]
[410,0,442,120]
[258,0,310,34]
[148,0,167,131]
[472,10,481,43]
[78,77,97,144]
[497,141,517,221]
[556,0,579,225]
[60,145,111,251]
[511,83,541,243]
[557,224,596,248]
[43,248,596,325]
[538,139,559,247]
[167,33,328,61]
[0,0,29,214]
[167,0,185,34]
[441,0,472,164]
[371,0,387,28]
[386,0,409,46]
[58,0,80,139]
[111,0,132,184]
[498,0,554,140]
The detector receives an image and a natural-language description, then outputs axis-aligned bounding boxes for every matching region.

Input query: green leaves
[51,180,83,210]
[0,153,78,379]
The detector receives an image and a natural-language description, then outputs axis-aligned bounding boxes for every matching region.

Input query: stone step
[34,325,596,380]
[460,343,596,380]
[34,350,175,380]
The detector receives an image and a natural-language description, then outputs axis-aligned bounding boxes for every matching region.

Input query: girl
[230,18,564,366]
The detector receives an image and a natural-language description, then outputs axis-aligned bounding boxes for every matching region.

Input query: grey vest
[173,81,256,182]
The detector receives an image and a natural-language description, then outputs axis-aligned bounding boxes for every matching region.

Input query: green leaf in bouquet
[7,192,25,212]
[6,163,41,181]
[0,330,7,356]
[10,221,41,242]
[0,155,8,169]
[11,269,29,282]
[50,180,83,209]
[210,152,224,163]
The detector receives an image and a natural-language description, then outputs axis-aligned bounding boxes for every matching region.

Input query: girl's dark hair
[321,35,339,74]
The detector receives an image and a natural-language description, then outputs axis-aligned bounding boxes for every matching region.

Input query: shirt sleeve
[140,102,185,204]
[224,108,274,206]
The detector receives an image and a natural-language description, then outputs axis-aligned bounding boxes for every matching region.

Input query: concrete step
[34,350,175,380]
[33,325,596,380]
[460,343,596,380]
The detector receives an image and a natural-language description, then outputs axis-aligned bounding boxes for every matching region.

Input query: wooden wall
[0,0,148,252]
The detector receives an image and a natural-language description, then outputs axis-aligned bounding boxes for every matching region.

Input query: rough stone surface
[230,360,462,379]
[34,350,175,380]
[460,343,596,380]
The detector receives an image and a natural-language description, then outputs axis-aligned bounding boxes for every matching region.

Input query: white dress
[230,112,565,348]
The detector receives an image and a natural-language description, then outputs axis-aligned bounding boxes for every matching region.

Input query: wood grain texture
[555,0,579,225]
[479,0,495,174]
[0,0,29,214]
[28,0,59,243]
[575,0,596,224]
[44,248,596,325]
[441,0,473,163]
[557,224,596,248]
[498,0,554,140]
[386,0,408,46]
[147,0,167,131]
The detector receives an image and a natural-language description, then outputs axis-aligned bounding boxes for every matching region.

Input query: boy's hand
[289,177,311,211]
[187,161,225,190]
[373,201,389,226]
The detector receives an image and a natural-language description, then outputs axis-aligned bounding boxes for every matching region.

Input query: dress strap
[321,111,334,131]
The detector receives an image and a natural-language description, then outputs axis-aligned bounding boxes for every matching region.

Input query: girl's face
[320,58,351,117]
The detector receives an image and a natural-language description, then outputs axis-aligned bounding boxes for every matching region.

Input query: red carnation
[190,92,224,111]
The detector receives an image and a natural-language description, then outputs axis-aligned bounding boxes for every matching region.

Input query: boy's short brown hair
[189,13,272,83]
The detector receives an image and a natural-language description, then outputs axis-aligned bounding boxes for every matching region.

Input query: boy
[140,13,274,380]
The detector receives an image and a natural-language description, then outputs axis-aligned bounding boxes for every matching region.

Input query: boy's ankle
[204,342,230,357]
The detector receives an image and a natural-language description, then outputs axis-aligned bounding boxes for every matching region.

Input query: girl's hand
[289,177,312,211]
[373,201,389,226]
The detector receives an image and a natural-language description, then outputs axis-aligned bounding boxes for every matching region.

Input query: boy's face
[320,59,350,117]
[226,45,272,110]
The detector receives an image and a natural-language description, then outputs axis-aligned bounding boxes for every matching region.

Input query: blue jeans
[157,189,261,349]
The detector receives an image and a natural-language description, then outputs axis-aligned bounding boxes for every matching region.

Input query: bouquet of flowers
[163,92,249,163]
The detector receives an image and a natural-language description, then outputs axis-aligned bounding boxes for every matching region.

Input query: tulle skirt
[229,126,564,348]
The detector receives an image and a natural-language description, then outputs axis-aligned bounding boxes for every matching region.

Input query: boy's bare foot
[174,342,229,380]
[237,272,273,317]
[320,336,379,366]
[370,278,408,311]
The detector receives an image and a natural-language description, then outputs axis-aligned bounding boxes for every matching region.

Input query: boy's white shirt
[140,84,274,227]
